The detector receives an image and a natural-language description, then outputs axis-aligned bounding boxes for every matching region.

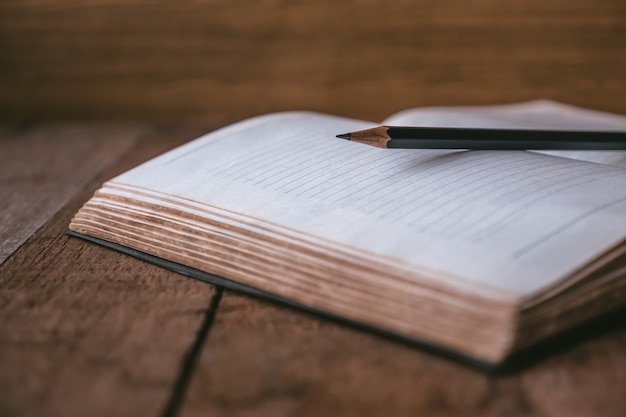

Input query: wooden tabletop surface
[1,123,625,417]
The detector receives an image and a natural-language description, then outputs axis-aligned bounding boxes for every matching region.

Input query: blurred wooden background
[1,0,625,124]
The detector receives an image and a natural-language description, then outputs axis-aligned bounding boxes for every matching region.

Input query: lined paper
[110,109,626,295]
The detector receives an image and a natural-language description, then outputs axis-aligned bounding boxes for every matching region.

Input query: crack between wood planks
[161,286,224,417]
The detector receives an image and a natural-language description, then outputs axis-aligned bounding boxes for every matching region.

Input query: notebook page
[110,112,626,297]
[383,100,626,167]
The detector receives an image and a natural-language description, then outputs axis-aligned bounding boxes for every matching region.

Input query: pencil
[336,126,626,150]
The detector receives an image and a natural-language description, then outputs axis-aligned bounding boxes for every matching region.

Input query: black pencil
[336,126,626,150]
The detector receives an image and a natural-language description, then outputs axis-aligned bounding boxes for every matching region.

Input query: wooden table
[1,123,625,417]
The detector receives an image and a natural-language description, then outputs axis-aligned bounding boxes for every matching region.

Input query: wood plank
[1,0,625,123]
[179,291,626,416]
[0,124,147,264]
[0,125,217,417]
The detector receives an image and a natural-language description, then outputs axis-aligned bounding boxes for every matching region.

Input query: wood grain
[1,0,625,124]
[0,125,216,417]
[179,291,626,417]
[0,124,146,264]
[2,124,625,416]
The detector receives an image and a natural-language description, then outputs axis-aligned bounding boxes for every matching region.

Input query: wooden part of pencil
[340,126,391,148]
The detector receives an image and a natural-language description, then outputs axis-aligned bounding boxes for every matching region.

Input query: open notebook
[68,101,626,367]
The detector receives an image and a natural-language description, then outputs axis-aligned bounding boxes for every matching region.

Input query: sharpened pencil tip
[336,133,351,140]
